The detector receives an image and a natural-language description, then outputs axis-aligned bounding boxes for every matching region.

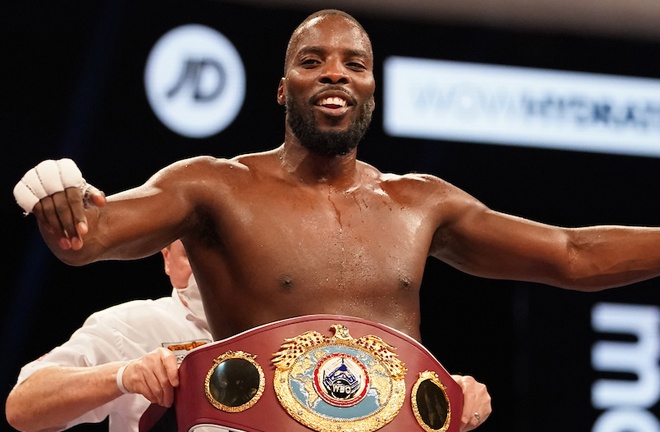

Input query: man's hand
[14,159,105,250]
[453,374,492,431]
[119,347,180,407]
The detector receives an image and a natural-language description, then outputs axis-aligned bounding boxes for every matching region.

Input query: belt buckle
[272,323,407,432]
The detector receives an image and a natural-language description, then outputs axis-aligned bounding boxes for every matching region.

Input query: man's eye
[347,62,366,70]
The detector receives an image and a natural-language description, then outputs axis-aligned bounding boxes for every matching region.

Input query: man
[14,8,653,429]
[5,241,213,432]
[5,239,492,431]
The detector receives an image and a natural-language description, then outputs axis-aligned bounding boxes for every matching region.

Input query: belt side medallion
[411,371,452,432]
[205,350,265,413]
[272,324,407,432]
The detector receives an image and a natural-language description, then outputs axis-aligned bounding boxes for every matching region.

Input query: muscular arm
[5,349,179,432]
[428,176,660,291]
[33,157,216,265]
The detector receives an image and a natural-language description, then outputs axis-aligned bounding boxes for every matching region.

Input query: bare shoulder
[230,148,279,168]
[360,162,460,200]
[161,155,246,175]
[148,155,255,185]
[359,162,487,224]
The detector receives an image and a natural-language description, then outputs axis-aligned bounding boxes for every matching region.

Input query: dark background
[2,1,658,431]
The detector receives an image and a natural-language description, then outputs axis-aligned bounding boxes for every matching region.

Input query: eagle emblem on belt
[272,324,406,432]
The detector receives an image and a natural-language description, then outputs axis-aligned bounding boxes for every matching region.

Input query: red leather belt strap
[140,314,463,432]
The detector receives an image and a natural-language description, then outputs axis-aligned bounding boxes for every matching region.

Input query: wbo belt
[140,315,463,432]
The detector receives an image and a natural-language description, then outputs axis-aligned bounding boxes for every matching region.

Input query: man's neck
[278,140,360,189]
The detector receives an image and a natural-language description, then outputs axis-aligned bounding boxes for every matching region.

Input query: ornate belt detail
[140,315,462,432]
[272,324,407,431]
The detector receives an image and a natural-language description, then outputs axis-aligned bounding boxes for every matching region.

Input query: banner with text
[383,56,660,157]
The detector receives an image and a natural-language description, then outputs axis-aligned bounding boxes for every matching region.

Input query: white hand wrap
[13,158,86,214]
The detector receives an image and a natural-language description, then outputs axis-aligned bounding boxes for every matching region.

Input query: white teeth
[319,97,347,107]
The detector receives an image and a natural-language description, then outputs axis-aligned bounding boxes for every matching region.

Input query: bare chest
[213,183,434,294]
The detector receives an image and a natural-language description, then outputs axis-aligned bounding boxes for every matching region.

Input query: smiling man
[280,11,375,157]
[14,8,660,432]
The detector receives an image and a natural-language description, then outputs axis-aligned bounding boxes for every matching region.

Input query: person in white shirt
[5,240,212,432]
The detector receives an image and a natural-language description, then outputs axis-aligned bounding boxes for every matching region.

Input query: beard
[285,92,374,157]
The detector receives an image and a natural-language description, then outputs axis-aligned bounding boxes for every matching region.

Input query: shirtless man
[13,8,660,430]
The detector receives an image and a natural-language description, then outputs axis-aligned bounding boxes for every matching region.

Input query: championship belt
[140,315,463,432]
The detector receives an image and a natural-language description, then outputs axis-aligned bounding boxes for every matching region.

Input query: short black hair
[283,9,372,74]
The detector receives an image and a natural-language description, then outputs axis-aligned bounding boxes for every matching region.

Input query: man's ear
[277,77,286,106]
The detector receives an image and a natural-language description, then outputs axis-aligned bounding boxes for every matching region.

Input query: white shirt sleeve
[15,305,151,429]
[13,293,212,432]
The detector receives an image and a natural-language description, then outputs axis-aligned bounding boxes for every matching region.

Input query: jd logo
[145,24,245,138]
[167,58,226,102]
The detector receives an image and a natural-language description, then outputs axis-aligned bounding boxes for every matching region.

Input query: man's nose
[319,58,349,84]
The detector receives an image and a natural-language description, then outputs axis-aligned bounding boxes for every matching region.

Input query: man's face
[279,15,376,156]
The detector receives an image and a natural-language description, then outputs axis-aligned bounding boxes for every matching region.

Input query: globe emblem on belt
[313,353,369,407]
[272,323,407,431]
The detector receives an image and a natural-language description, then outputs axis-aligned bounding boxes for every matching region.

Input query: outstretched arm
[5,348,179,432]
[427,175,660,291]
[14,158,211,265]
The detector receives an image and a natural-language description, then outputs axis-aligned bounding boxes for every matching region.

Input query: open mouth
[316,96,348,109]
[314,95,352,117]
